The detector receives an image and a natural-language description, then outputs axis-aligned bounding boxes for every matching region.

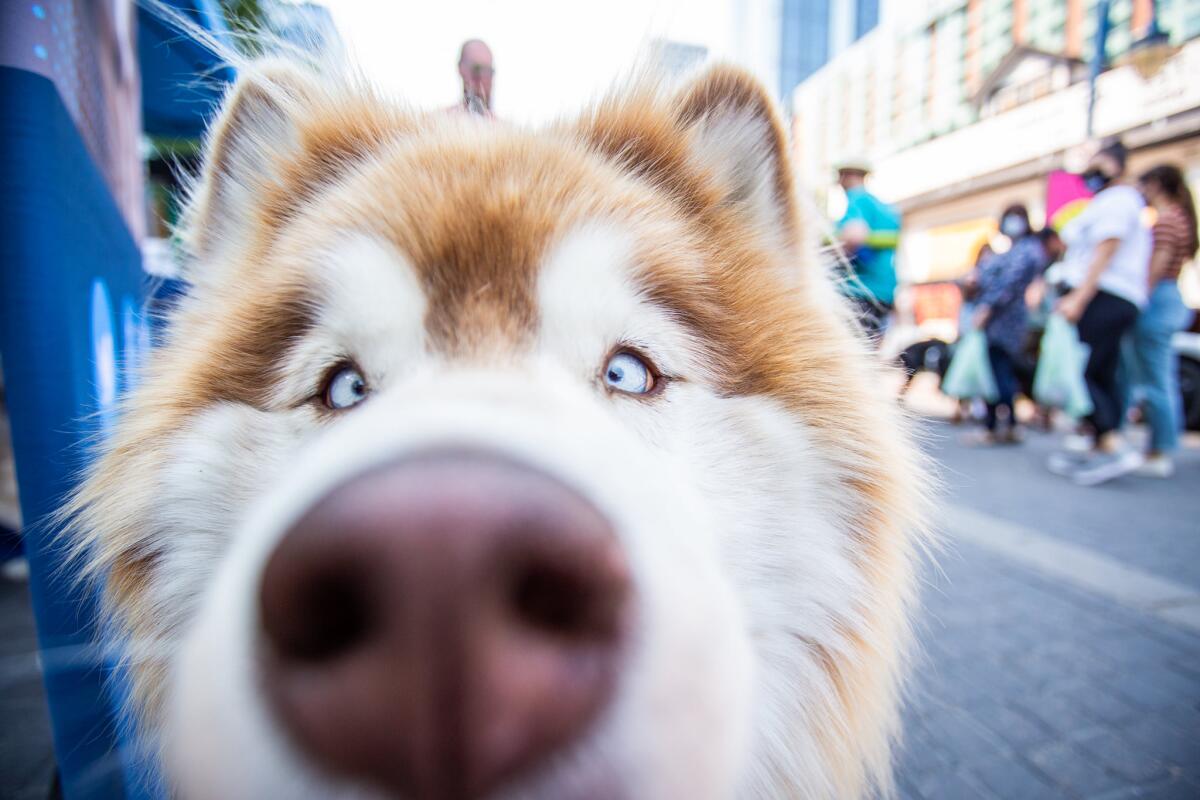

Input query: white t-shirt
[1060,184,1151,308]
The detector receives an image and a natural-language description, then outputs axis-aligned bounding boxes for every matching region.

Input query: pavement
[2,416,1198,799]
[1,571,55,800]
[897,418,1200,800]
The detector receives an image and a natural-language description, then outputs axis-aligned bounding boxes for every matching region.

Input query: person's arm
[839,219,869,252]
[837,193,868,253]
[1146,245,1173,290]
[1145,218,1178,289]
[1056,238,1119,323]
[974,245,1032,327]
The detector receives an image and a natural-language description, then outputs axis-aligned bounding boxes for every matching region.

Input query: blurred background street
[900,415,1200,800]
[3,0,1199,797]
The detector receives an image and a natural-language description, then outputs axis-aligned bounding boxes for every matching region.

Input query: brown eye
[323,366,368,410]
[603,352,654,395]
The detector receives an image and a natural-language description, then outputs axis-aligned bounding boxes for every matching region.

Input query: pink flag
[1046,171,1093,231]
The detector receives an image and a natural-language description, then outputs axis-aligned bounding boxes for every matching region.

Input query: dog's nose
[258,451,631,799]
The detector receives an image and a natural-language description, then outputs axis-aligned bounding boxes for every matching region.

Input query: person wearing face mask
[1049,140,1152,485]
[967,205,1050,443]
[1126,164,1198,477]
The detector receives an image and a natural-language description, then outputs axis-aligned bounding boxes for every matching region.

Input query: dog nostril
[512,565,588,637]
[261,561,377,664]
[510,555,626,642]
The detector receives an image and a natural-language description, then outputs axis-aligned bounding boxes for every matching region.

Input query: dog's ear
[180,61,317,270]
[574,65,797,245]
[181,61,410,280]
[674,65,797,241]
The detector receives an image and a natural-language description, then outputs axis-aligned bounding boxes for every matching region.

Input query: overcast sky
[322,0,744,124]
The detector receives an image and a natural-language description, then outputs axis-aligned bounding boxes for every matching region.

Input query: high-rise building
[791,0,1200,291]
[778,0,882,101]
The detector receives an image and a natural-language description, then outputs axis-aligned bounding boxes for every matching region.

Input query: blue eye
[323,366,368,410]
[603,351,655,395]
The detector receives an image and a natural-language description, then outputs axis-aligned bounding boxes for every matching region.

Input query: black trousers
[1076,289,1139,437]
[985,344,1017,432]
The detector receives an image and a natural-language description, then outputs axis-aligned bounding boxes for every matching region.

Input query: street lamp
[1118,0,1178,79]
[1085,0,1111,139]
[1085,0,1177,138]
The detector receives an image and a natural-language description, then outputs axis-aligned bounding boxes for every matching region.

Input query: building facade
[778,0,882,101]
[790,0,1200,289]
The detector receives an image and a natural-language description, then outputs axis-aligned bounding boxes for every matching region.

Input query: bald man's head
[458,39,494,111]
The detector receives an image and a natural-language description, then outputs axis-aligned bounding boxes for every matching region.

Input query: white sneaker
[1047,450,1091,476]
[1135,456,1175,478]
[1072,449,1145,487]
[1062,433,1094,453]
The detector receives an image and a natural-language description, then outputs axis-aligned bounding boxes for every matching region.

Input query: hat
[834,155,873,174]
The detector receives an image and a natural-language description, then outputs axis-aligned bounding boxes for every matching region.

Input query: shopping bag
[941,329,999,402]
[1032,314,1094,418]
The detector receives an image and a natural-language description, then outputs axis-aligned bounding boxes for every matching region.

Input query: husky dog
[66,58,928,799]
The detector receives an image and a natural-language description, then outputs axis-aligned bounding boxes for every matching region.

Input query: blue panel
[138,1,235,139]
[0,66,153,799]
[855,0,880,40]
[780,0,832,99]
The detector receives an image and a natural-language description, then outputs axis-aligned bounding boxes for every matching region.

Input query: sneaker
[1047,450,1090,476]
[1071,449,1145,487]
[1062,432,1093,453]
[1135,455,1175,479]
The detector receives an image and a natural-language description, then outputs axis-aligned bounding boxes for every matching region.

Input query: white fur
[687,106,790,251]
[275,234,428,405]
[136,221,893,799]
[166,363,755,800]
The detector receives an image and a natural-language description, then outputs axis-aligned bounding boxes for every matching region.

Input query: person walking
[1129,164,1198,477]
[834,157,901,344]
[1051,140,1152,485]
[968,205,1050,443]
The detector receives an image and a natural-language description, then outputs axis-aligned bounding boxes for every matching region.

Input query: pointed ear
[180,61,411,280]
[674,65,797,241]
[573,65,798,246]
[181,61,318,268]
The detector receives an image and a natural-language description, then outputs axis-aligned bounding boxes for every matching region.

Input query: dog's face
[70,62,925,800]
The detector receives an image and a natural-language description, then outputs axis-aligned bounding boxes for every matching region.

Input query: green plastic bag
[942,329,999,402]
[1033,313,1094,418]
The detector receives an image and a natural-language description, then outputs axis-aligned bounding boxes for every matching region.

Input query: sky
[321,0,753,125]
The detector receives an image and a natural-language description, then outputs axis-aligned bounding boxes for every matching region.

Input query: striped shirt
[1151,204,1195,283]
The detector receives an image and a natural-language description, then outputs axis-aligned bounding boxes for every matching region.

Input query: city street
[898,418,1200,800]
[2,416,1198,799]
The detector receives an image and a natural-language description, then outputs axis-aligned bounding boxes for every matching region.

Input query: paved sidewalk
[0,577,55,800]
[897,539,1200,799]
[895,422,1200,799]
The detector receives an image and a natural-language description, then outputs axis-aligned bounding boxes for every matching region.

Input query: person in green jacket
[835,157,901,344]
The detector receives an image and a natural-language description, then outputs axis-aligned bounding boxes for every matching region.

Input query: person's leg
[983,341,999,431]
[987,343,1016,433]
[1068,291,1149,485]
[1134,282,1192,456]
[1117,333,1140,428]
[1076,292,1140,444]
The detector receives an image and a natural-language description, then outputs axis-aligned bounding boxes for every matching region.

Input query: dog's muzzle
[256,449,632,798]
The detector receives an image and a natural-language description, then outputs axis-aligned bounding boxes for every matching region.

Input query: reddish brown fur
[70,61,925,797]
